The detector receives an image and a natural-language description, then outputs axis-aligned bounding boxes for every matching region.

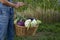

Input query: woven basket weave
[15,24,38,36]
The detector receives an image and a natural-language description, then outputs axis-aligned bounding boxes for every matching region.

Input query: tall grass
[14,0,60,23]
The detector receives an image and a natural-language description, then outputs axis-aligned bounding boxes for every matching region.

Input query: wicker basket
[15,24,38,36]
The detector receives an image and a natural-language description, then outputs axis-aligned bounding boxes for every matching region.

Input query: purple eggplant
[17,21,25,26]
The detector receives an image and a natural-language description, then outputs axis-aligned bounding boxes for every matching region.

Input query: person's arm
[0,0,25,8]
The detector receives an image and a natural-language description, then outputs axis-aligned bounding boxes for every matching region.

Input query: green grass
[37,23,60,33]
[14,23,60,40]
[14,33,60,40]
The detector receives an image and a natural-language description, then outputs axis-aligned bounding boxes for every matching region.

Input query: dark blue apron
[0,0,14,40]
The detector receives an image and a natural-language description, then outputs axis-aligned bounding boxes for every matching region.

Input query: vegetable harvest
[14,17,42,30]
[25,19,31,30]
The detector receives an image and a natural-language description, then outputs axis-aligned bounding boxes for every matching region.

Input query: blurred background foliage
[13,0,60,11]
[13,0,60,23]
